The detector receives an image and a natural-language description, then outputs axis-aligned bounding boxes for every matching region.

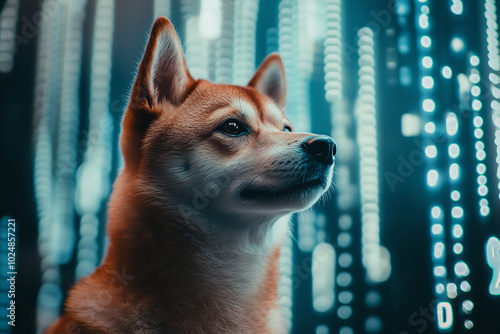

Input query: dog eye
[218,119,249,136]
[284,125,292,132]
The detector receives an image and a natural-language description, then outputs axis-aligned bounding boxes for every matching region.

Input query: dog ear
[121,17,195,168]
[248,53,286,109]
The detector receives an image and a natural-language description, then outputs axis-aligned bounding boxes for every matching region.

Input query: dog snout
[301,136,336,166]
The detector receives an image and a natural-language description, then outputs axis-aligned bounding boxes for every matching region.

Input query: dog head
[120,17,336,228]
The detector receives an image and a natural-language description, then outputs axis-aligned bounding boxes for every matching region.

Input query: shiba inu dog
[47,17,336,334]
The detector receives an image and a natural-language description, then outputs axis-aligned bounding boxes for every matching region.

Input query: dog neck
[68,175,289,333]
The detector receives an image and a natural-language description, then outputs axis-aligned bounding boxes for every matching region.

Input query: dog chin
[239,176,330,212]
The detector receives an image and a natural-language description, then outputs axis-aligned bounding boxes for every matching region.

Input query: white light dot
[465,320,474,329]
[431,224,443,235]
[451,37,464,52]
[493,87,500,99]
[452,206,464,218]
[338,291,353,304]
[454,243,463,254]
[453,224,463,238]
[471,86,481,97]
[422,76,434,89]
[469,73,480,84]
[478,175,487,185]
[474,128,484,139]
[316,325,329,334]
[455,261,470,277]
[419,14,429,29]
[460,281,471,292]
[423,99,435,112]
[442,66,452,79]
[421,5,429,14]
[478,185,488,196]
[337,305,352,319]
[434,243,445,259]
[425,122,435,133]
[434,265,446,277]
[477,163,486,174]
[431,206,441,219]
[450,163,460,180]
[339,327,353,334]
[425,145,437,158]
[476,150,486,160]
[446,113,458,135]
[451,190,461,201]
[470,55,480,66]
[422,56,433,68]
[480,198,488,206]
[436,283,445,294]
[472,100,482,111]
[451,1,463,15]
[447,283,458,299]
[480,206,490,216]
[475,141,485,150]
[474,116,483,128]
[427,170,439,187]
[421,36,431,48]
[338,253,353,268]
[490,73,500,84]
[462,300,474,314]
[337,272,352,287]
[449,144,460,158]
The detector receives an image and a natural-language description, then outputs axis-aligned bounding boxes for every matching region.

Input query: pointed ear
[121,17,195,169]
[248,53,286,109]
[130,16,195,109]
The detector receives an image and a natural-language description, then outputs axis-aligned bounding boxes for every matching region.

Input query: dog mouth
[240,178,326,201]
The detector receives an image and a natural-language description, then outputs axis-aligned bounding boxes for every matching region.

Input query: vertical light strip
[295,1,322,257]
[469,56,490,217]
[312,242,336,313]
[153,0,170,19]
[413,3,452,328]
[215,0,234,83]
[182,0,209,80]
[323,0,354,329]
[294,0,321,132]
[278,0,299,125]
[34,0,64,330]
[0,0,20,72]
[51,0,88,265]
[356,27,391,284]
[484,0,500,198]
[232,0,259,85]
[74,0,115,279]
[277,0,299,330]
[450,0,463,15]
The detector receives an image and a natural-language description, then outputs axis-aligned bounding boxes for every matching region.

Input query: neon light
[437,302,453,329]
[232,0,259,84]
[484,0,500,195]
[312,242,336,312]
[0,0,20,72]
[356,27,391,283]
[485,237,500,295]
[427,170,439,187]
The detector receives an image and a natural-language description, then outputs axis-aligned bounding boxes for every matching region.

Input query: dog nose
[302,136,336,166]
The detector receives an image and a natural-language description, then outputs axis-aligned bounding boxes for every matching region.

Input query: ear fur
[121,17,195,168]
[247,53,287,109]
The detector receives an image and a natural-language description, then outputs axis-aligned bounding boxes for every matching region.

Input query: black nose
[302,136,336,166]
